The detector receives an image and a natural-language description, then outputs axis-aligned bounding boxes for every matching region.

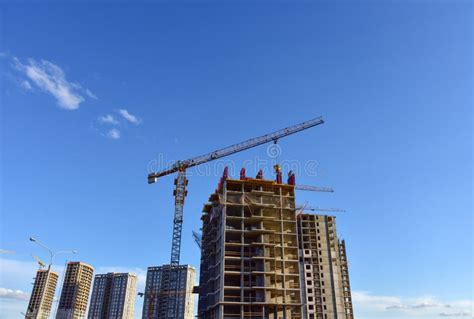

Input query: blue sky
[0,1,472,318]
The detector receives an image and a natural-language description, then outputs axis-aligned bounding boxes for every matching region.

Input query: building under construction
[56,262,94,319]
[298,214,354,319]
[25,268,59,319]
[197,170,354,319]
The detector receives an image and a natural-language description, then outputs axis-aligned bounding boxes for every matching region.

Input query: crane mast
[170,170,187,267]
[147,116,324,319]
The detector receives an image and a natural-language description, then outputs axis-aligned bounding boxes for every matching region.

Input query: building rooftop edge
[66,261,94,269]
[94,272,138,277]
[147,264,196,270]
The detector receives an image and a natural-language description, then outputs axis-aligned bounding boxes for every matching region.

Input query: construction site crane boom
[192,231,202,249]
[295,184,334,192]
[147,116,324,318]
[297,205,346,213]
[31,255,46,269]
[148,116,324,182]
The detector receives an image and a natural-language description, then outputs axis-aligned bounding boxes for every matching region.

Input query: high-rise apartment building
[142,264,196,319]
[25,268,59,319]
[56,262,94,319]
[298,214,354,319]
[198,175,303,319]
[88,272,137,319]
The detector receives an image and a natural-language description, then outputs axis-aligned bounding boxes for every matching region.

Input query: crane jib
[148,116,324,180]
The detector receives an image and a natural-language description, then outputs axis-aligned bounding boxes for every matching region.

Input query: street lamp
[29,237,77,269]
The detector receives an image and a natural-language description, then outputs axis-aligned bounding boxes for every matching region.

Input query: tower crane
[31,255,46,269]
[147,116,324,318]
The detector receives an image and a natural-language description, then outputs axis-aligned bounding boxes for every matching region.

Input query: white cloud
[106,128,120,139]
[85,89,98,100]
[98,114,118,125]
[439,313,473,317]
[352,290,402,311]
[0,258,39,289]
[12,57,94,110]
[0,288,29,301]
[353,291,474,319]
[20,80,32,91]
[117,109,141,125]
[0,249,15,255]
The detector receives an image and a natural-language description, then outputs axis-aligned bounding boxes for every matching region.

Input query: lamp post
[29,237,76,269]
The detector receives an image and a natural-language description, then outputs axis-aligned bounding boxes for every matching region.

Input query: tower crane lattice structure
[297,202,346,213]
[147,116,324,318]
[295,184,334,192]
[192,231,202,249]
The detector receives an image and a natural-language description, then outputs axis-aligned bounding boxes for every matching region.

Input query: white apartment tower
[142,264,196,319]
[88,272,137,319]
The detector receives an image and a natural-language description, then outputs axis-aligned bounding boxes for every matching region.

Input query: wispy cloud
[353,291,474,318]
[85,89,98,100]
[118,109,141,125]
[439,313,473,317]
[20,80,32,91]
[0,288,29,301]
[0,258,40,289]
[0,249,16,255]
[106,128,121,139]
[97,109,141,139]
[98,114,119,125]
[12,57,95,110]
